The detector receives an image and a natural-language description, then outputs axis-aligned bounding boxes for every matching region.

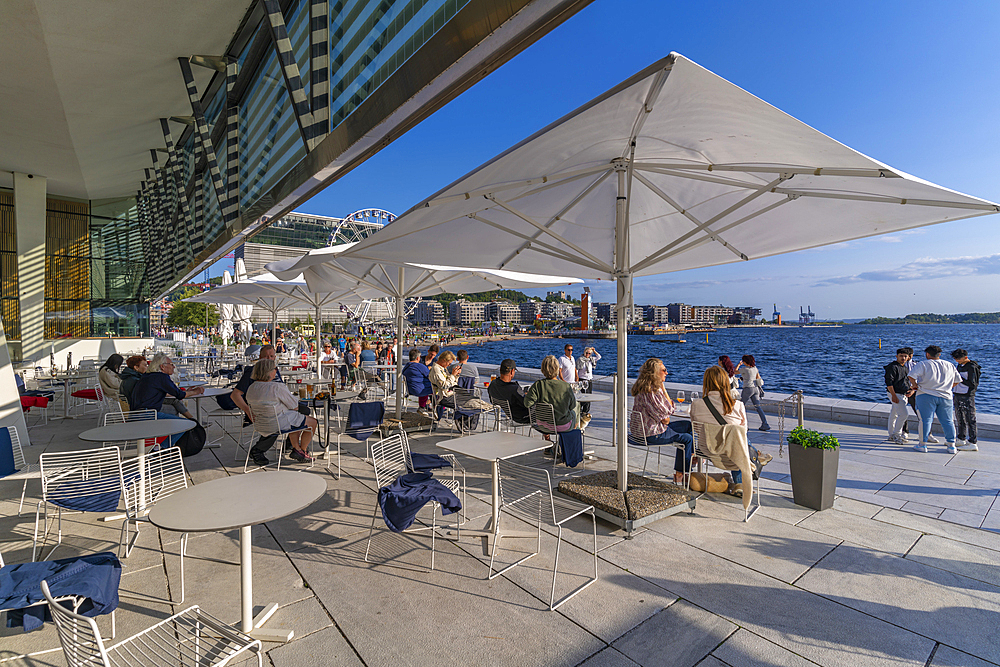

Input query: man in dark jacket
[884,349,913,444]
[951,348,981,451]
[487,359,529,424]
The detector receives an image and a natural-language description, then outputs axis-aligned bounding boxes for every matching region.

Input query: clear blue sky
[222,0,1000,320]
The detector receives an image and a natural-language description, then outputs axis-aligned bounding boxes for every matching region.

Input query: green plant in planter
[788,426,839,450]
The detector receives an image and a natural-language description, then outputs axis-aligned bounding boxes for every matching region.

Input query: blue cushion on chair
[347,402,384,441]
[0,429,16,478]
[48,478,121,513]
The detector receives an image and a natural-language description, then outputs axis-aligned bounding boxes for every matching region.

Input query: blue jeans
[915,394,956,443]
[731,444,760,485]
[156,411,186,447]
[643,421,694,473]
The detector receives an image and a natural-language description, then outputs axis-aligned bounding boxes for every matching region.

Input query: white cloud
[814,253,1000,286]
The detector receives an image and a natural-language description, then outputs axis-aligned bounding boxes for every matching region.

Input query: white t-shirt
[909,359,961,399]
[556,355,576,383]
[319,350,339,364]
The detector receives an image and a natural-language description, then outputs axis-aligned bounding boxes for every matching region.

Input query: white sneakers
[957,441,979,451]
[889,434,907,444]
[913,437,979,454]
[924,434,940,444]
[947,443,958,455]
[913,442,928,453]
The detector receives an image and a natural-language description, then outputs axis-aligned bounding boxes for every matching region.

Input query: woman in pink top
[691,366,769,492]
[628,358,693,485]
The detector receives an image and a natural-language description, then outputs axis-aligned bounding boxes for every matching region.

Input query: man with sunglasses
[557,344,577,384]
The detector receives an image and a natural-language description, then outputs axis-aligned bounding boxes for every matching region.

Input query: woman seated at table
[524,355,579,433]
[401,348,432,410]
[428,350,461,417]
[628,357,693,485]
[245,358,317,463]
[690,366,770,495]
[98,354,125,411]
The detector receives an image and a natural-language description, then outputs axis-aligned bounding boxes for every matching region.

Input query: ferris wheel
[327,208,396,246]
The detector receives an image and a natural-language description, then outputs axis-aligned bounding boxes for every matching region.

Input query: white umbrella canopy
[338,52,999,490]
[187,271,367,373]
[267,246,583,417]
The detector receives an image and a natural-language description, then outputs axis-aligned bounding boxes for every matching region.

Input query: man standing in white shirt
[908,345,962,454]
[556,344,576,384]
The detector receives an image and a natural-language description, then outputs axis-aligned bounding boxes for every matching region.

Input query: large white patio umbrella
[337,52,999,490]
[267,245,582,417]
[186,272,365,374]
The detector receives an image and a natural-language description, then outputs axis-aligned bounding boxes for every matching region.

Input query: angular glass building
[0,0,591,362]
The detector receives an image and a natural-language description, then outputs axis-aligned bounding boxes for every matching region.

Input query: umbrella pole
[270,301,277,351]
[394,269,405,419]
[315,305,322,380]
[615,160,629,492]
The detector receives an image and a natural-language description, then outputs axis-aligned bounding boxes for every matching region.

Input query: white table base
[240,525,292,642]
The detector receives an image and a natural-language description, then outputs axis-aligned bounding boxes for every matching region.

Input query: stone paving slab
[711,628,819,667]
[268,625,364,667]
[796,507,922,556]
[577,647,642,667]
[877,472,999,515]
[611,600,736,667]
[929,645,999,667]
[872,507,1000,551]
[939,508,987,528]
[600,530,936,667]
[796,544,1000,664]
[906,534,1000,588]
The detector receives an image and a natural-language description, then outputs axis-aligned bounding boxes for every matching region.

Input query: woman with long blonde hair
[628,358,693,485]
[691,366,769,494]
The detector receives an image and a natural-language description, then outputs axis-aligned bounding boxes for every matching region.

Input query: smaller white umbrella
[220,270,234,351]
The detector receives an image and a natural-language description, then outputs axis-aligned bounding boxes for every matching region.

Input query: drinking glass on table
[675,390,685,403]
[691,391,700,402]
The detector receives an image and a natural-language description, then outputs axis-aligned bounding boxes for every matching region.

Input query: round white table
[148,472,327,643]
[573,393,611,403]
[49,371,98,420]
[79,419,196,512]
[187,386,231,422]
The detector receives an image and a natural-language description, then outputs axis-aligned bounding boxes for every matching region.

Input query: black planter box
[788,444,839,511]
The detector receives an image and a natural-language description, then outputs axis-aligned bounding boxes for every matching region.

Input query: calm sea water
[444,324,1000,413]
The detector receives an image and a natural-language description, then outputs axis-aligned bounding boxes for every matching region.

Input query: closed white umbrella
[267,247,582,418]
[220,270,233,351]
[336,52,999,490]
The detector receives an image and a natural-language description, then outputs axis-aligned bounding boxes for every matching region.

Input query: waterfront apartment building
[642,305,671,323]
[487,301,521,323]
[449,300,488,325]
[519,300,543,324]
[410,300,446,327]
[540,302,574,320]
[595,302,642,324]
[690,305,735,325]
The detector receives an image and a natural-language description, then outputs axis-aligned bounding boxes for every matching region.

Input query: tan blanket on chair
[698,422,752,509]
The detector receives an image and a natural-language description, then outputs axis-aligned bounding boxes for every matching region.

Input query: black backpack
[174,423,207,457]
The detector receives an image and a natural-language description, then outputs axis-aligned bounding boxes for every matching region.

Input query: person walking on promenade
[737,355,771,431]
[951,348,981,451]
[899,347,924,442]
[884,348,914,444]
[908,345,961,453]
[718,356,741,400]
[576,347,601,416]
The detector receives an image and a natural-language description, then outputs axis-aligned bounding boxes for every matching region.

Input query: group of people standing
[884,346,980,453]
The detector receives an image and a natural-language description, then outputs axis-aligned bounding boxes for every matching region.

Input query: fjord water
[460,324,1000,413]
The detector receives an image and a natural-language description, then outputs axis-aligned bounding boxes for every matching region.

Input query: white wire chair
[118,447,190,603]
[398,429,466,524]
[360,361,387,399]
[365,434,460,571]
[490,397,530,435]
[1,425,41,515]
[689,421,760,522]
[627,412,686,478]
[453,387,494,436]
[34,448,123,561]
[102,410,159,454]
[488,458,598,610]
[42,579,262,667]
[245,404,313,472]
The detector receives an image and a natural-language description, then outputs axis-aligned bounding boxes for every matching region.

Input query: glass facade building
[0,189,150,340]
[137,0,581,298]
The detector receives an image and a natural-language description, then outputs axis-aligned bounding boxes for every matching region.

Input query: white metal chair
[34,448,123,561]
[689,421,760,522]
[491,397,530,435]
[488,458,598,610]
[453,386,494,435]
[245,405,313,472]
[399,429,466,524]
[365,434,460,571]
[627,412,685,477]
[118,446,189,602]
[101,409,159,454]
[361,361,387,399]
[338,400,385,468]
[0,426,42,516]
[42,579,262,667]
